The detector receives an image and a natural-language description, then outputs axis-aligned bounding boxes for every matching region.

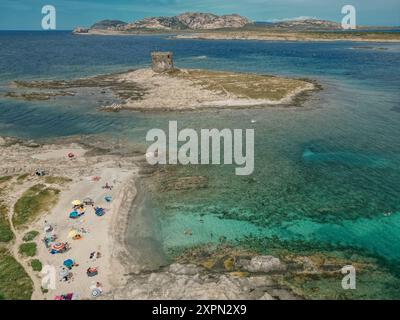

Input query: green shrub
[19,243,37,257]
[0,176,12,184]
[30,259,42,272]
[13,184,60,228]
[17,173,29,182]
[22,230,39,242]
[44,176,72,185]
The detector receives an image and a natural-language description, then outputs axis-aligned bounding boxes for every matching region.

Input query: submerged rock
[160,176,208,191]
[72,27,89,34]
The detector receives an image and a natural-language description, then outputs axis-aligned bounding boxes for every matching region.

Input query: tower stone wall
[151,52,174,73]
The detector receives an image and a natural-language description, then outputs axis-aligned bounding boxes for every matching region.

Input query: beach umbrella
[63,259,74,268]
[72,200,81,206]
[59,267,69,279]
[104,196,112,203]
[95,207,105,217]
[69,211,79,219]
[52,243,65,251]
[91,288,101,297]
[68,230,78,238]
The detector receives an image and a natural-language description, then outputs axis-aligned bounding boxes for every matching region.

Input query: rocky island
[72,12,400,43]
[73,12,250,34]
[3,53,317,112]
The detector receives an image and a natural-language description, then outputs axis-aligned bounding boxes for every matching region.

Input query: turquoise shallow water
[0,32,400,296]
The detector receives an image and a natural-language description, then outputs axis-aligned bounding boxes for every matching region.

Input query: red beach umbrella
[52,242,65,251]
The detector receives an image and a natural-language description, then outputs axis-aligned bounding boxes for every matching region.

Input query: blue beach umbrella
[69,211,79,219]
[95,207,105,216]
[63,259,74,268]
[104,196,112,202]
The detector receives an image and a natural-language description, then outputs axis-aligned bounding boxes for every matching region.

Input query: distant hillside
[84,12,251,32]
[74,13,350,34]
[272,18,342,30]
[91,20,127,30]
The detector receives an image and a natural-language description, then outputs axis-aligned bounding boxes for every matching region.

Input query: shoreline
[72,29,400,43]
[173,32,400,43]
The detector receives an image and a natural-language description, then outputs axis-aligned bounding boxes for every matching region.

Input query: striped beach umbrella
[52,243,65,251]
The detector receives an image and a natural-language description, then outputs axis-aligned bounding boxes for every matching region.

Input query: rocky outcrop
[175,12,250,30]
[72,27,89,34]
[107,262,300,300]
[240,255,287,273]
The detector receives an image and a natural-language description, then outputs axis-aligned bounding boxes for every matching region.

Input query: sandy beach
[0,136,140,299]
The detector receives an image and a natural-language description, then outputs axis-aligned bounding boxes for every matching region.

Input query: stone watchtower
[151,51,174,73]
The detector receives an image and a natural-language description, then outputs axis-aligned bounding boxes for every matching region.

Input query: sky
[0,0,399,30]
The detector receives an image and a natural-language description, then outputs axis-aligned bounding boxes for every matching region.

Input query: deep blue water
[1,32,400,294]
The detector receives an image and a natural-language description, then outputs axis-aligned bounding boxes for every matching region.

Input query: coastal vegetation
[22,230,39,242]
[0,203,13,243]
[44,176,73,185]
[0,176,13,184]
[0,176,13,243]
[19,242,37,257]
[13,184,60,228]
[17,173,30,182]
[0,247,33,300]
[170,68,312,101]
[30,259,42,272]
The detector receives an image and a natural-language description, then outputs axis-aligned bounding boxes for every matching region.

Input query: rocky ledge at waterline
[4,68,317,111]
[106,258,298,300]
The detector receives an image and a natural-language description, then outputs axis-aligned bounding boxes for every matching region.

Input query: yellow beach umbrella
[72,200,81,206]
[68,229,78,238]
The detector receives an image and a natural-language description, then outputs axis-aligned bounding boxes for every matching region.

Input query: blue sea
[1,31,399,298]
